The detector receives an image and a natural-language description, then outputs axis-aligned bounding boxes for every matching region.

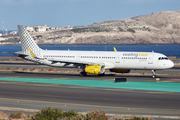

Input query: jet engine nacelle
[85,65,105,74]
[109,69,131,73]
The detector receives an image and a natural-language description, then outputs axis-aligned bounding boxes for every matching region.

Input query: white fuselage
[27,50,174,70]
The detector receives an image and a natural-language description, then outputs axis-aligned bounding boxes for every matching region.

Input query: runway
[0,62,180,118]
[0,81,180,117]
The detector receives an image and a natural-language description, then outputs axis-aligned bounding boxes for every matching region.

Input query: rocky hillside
[3,11,180,44]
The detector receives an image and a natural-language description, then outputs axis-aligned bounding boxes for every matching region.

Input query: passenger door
[148,54,153,64]
[76,54,81,61]
[115,55,120,63]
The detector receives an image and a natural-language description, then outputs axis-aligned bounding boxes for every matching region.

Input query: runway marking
[106,88,148,93]
[0,81,60,87]
[1,77,180,93]
[67,86,103,90]
[0,81,180,95]
[0,81,94,89]
[68,86,92,89]
[106,89,180,95]
[33,84,59,86]
[104,79,113,81]
[105,89,131,91]
[147,92,172,94]
[8,76,24,78]
[158,81,173,83]
[32,84,59,86]
[0,81,23,84]
[0,97,179,111]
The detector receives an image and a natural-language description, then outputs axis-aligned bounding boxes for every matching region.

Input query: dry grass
[0,110,156,120]
[168,56,177,59]
[9,112,26,119]
[0,111,8,119]
[6,67,13,70]
[13,67,22,71]
[41,68,47,72]
[8,112,32,120]
[48,68,58,72]
[22,68,30,72]
[30,68,40,72]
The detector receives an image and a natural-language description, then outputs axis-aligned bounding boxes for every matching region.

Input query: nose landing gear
[152,70,156,78]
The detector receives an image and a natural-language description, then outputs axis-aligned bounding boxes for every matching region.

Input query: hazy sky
[0,0,180,30]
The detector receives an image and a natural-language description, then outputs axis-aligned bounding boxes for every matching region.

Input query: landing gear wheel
[80,72,87,77]
[98,73,105,76]
[152,75,156,78]
[151,70,156,78]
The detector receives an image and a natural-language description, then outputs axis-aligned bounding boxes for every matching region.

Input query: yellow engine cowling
[109,69,131,73]
[85,65,105,74]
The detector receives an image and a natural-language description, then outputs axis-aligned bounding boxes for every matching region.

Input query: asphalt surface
[0,81,180,117]
[0,62,180,119]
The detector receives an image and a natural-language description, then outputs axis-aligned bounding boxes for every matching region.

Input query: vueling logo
[139,53,148,57]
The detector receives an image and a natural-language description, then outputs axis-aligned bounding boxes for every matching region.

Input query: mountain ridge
[2,11,180,45]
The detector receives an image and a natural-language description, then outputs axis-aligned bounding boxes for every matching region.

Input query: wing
[48,58,103,67]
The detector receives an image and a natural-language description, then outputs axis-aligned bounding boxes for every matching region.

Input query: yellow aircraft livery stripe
[28,47,36,58]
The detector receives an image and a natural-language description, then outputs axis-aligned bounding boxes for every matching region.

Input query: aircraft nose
[168,60,174,68]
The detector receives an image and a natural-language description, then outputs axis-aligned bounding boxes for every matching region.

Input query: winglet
[113,47,117,52]
[28,47,36,58]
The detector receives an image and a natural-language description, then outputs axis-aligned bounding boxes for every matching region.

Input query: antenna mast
[3,19,4,34]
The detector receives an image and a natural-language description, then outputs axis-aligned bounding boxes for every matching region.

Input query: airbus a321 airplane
[9,25,174,78]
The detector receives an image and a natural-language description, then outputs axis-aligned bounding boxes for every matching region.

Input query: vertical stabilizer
[18,25,41,52]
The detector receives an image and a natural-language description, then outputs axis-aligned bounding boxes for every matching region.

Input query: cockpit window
[158,57,168,60]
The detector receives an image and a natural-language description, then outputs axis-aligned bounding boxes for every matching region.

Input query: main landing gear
[79,72,105,77]
[98,73,105,76]
[80,72,87,77]
[152,70,156,78]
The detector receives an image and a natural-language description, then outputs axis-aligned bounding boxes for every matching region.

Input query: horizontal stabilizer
[4,52,29,57]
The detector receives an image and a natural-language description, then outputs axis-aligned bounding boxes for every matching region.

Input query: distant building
[44,24,51,31]
[0,33,2,36]
[5,29,8,35]
[34,25,47,32]
[67,25,73,29]
[51,27,56,30]
[26,26,35,32]
[9,31,18,35]
[57,27,64,30]
[26,25,50,32]
[0,37,5,41]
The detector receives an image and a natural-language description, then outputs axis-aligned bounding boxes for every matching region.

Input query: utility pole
[3,19,4,34]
